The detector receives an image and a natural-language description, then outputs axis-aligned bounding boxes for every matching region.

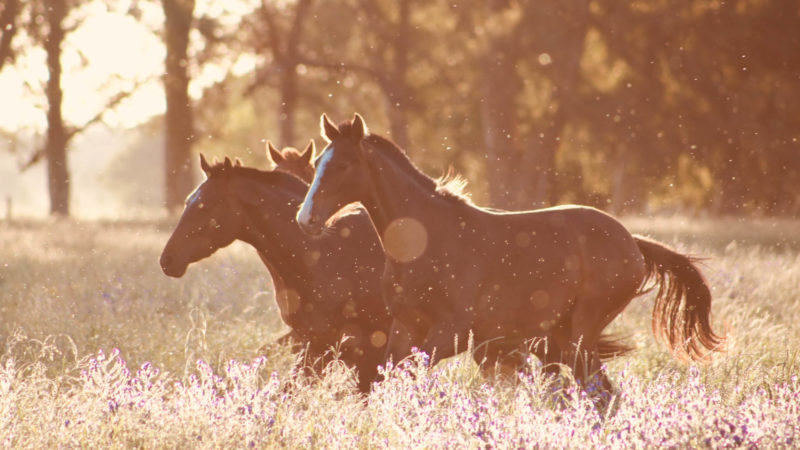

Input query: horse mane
[435,167,471,201]
[356,132,473,205]
[204,160,307,192]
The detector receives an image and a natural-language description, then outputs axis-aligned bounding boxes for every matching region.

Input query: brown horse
[267,140,316,183]
[296,114,724,389]
[160,150,394,393]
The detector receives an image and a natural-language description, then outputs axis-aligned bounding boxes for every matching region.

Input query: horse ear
[352,113,367,140]
[223,156,233,170]
[300,139,315,164]
[321,114,340,142]
[266,141,284,164]
[234,157,243,167]
[199,153,211,175]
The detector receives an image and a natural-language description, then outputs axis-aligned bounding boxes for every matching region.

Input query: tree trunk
[44,0,69,216]
[162,0,195,213]
[277,0,313,146]
[278,68,297,147]
[384,0,411,150]
[482,1,590,210]
[712,159,746,215]
[481,37,524,209]
[527,1,590,208]
[523,114,563,208]
[385,89,409,150]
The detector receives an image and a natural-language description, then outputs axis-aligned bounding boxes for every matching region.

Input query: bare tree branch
[67,81,149,140]
[20,77,153,171]
[20,149,43,170]
[285,0,313,61]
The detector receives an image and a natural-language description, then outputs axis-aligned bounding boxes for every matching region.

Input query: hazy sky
[0,10,164,131]
[0,1,258,218]
[0,0,258,133]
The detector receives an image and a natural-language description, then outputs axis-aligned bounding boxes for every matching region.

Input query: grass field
[1,216,798,447]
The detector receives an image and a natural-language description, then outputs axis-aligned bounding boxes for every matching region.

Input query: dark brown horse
[267,140,316,183]
[296,114,724,389]
[160,150,394,393]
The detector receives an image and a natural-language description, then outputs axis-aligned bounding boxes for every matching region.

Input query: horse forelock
[279,147,303,159]
[334,120,366,141]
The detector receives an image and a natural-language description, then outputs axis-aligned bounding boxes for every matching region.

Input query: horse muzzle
[159,253,187,277]
[296,205,325,237]
[297,216,325,237]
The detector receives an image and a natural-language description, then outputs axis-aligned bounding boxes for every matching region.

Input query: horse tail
[634,235,724,360]
[596,334,634,361]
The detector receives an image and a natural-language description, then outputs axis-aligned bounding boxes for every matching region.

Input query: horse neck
[229,176,313,280]
[361,143,464,234]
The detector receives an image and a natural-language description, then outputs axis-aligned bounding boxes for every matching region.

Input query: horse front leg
[260,329,304,355]
[383,318,419,365]
[566,346,613,395]
[419,320,469,367]
[275,329,301,346]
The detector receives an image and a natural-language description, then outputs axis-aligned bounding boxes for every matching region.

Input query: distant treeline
[196,0,799,216]
[3,0,799,216]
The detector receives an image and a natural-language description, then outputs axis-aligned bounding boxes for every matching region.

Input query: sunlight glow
[0,0,260,133]
[0,70,45,130]
[0,10,165,132]
[65,11,166,127]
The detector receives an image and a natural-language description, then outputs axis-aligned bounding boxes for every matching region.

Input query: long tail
[634,235,725,360]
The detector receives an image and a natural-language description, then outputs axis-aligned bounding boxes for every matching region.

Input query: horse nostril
[161,255,173,267]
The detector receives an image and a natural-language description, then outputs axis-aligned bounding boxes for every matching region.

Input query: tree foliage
[189,0,798,215]
[161,0,197,213]
[6,0,799,216]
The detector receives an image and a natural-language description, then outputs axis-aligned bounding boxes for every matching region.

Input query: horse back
[475,204,645,295]
[515,205,647,294]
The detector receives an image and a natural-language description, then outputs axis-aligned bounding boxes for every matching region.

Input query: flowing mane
[358,132,473,205]
[435,167,471,202]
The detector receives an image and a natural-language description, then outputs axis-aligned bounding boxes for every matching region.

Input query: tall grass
[1,217,798,447]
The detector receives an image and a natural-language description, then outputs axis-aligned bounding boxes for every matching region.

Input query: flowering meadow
[1,217,798,448]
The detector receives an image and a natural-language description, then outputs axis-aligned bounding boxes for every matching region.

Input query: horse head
[267,140,316,183]
[297,113,370,236]
[159,154,245,277]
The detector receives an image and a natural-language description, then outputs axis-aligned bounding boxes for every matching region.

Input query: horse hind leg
[478,336,568,388]
[539,326,614,409]
[472,340,529,385]
[528,336,564,379]
[559,286,640,396]
[568,343,613,394]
